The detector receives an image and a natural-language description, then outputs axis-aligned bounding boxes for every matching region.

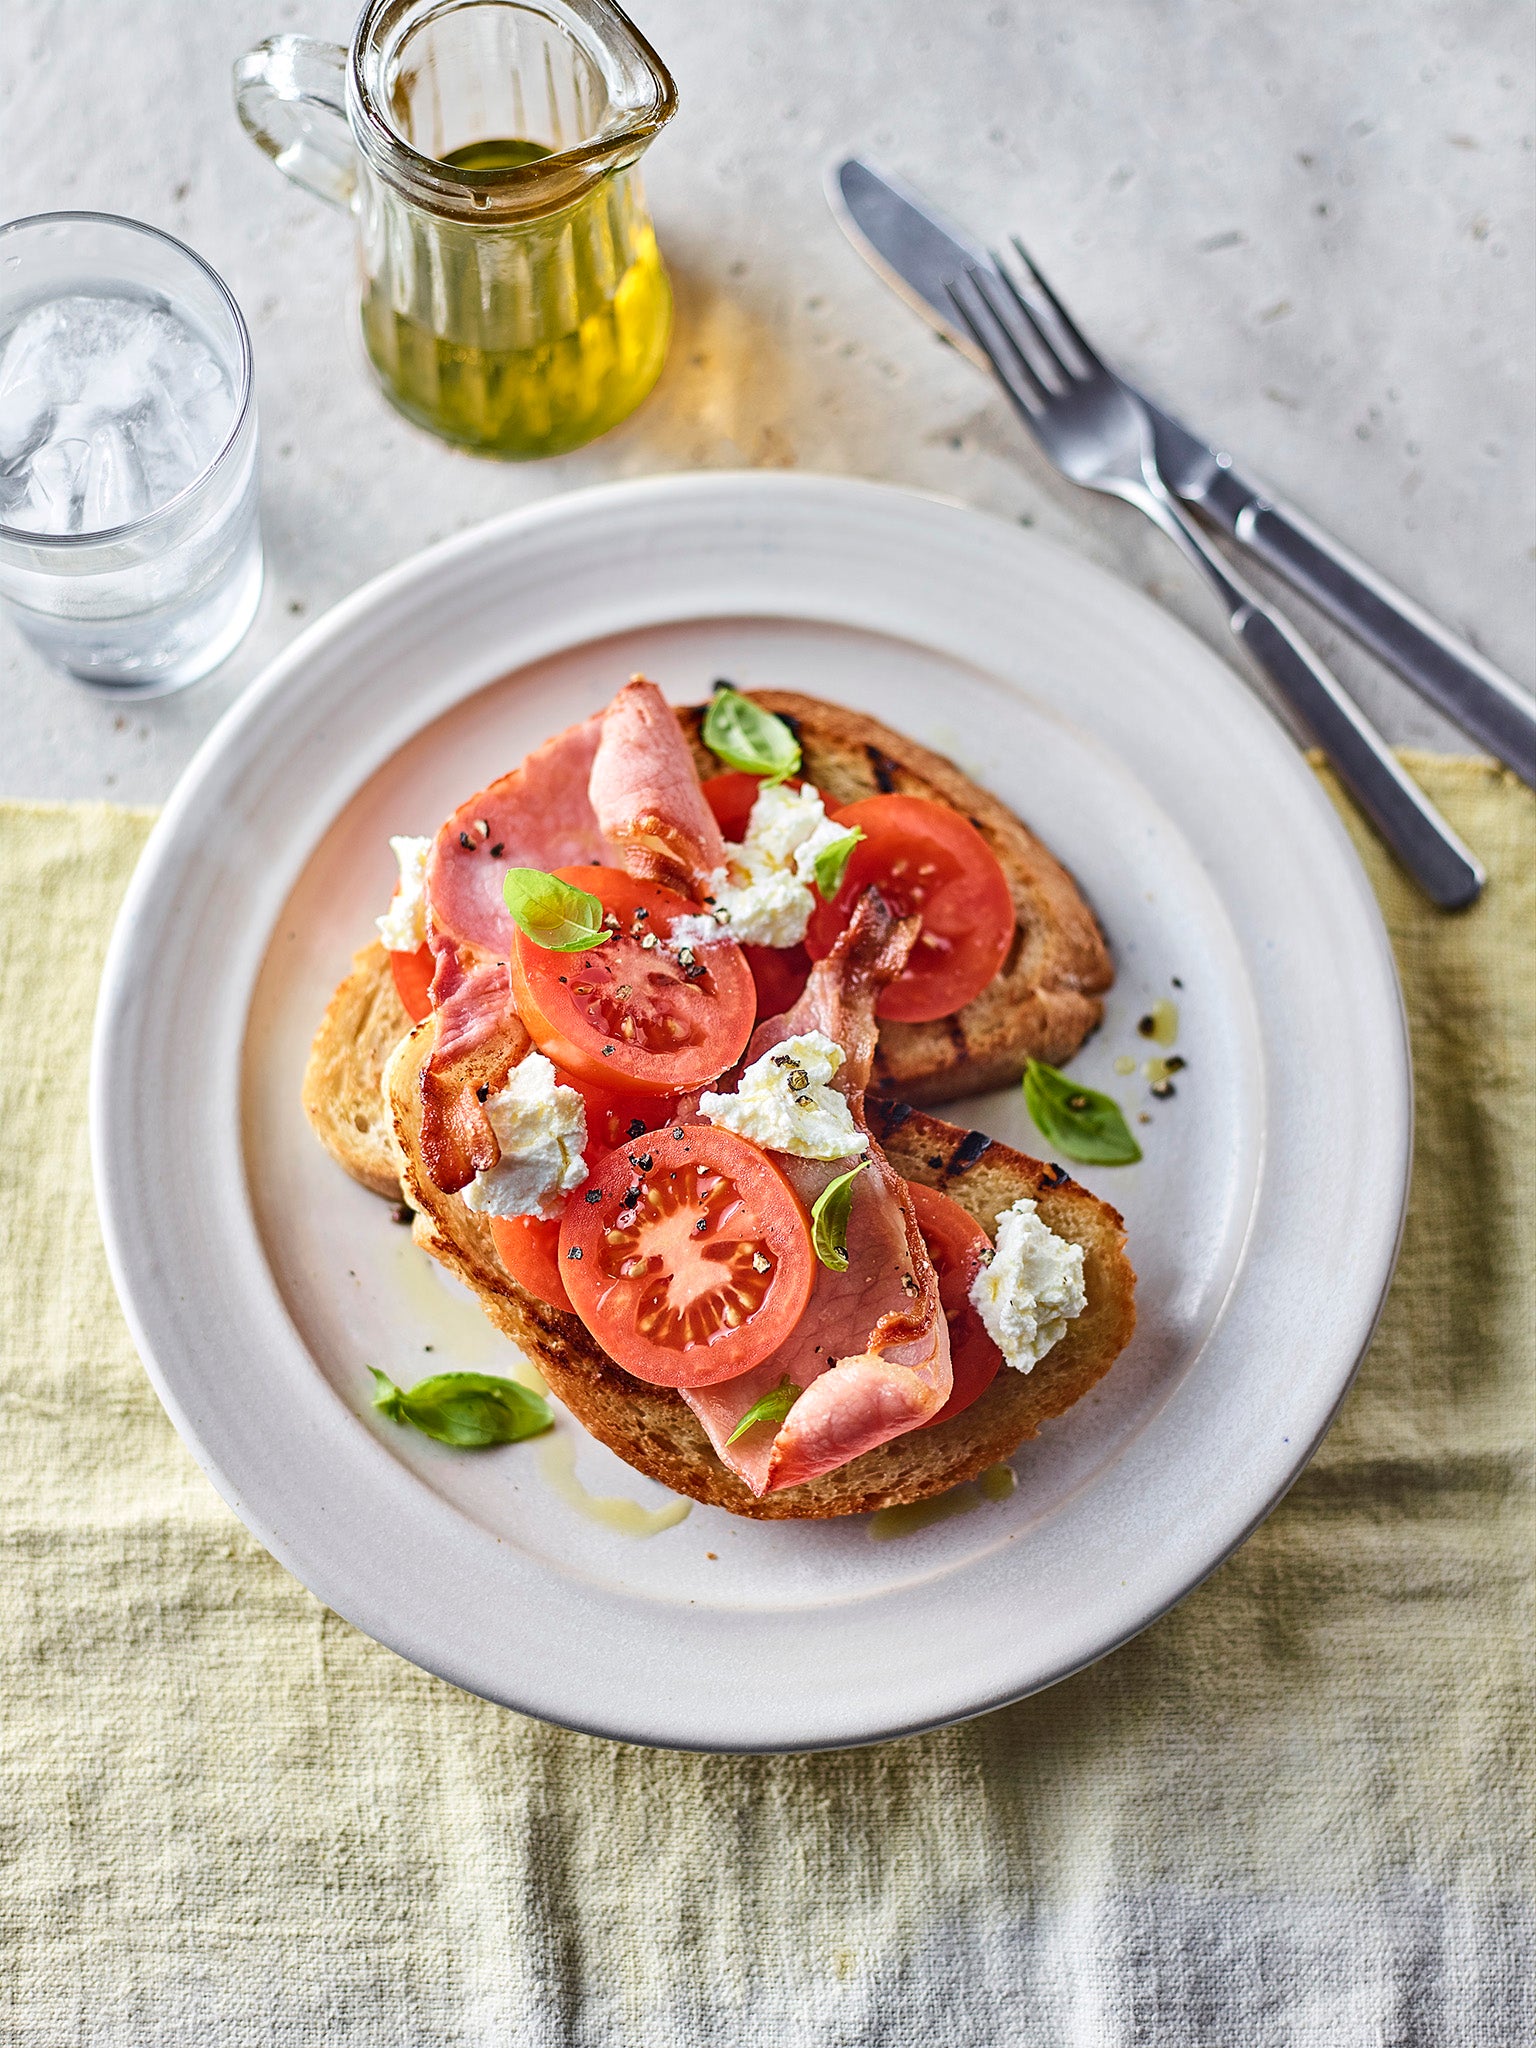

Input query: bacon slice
[588,676,725,894]
[425,714,607,962]
[418,959,531,1193]
[680,892,953,1494]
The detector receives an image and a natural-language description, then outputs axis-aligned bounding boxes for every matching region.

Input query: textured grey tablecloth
[1,0,1531,804]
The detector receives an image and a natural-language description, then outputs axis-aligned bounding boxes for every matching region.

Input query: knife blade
[830,157,1536,785]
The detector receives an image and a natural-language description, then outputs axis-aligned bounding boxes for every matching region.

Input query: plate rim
[90,470,1412,1751]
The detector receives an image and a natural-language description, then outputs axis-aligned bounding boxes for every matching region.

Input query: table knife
[831,157,1536,787]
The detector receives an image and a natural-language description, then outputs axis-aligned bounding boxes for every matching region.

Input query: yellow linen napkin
[1,761,1530,2043]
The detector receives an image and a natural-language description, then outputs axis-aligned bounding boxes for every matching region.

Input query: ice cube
[0,368,52,463]
[0,290,235,535]
[82,420,152,532]
[22,435,91,534]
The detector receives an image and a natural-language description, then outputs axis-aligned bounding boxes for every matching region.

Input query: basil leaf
[369,1366,554,1447]
[701,683,801,784]
[502,868,610,952]
[725,1375,802,1445]
[812,827,864,901]
[810,1160,867,1272]
[1022,1059,1142,1166]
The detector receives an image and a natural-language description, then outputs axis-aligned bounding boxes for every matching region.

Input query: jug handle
[234,35,356,212]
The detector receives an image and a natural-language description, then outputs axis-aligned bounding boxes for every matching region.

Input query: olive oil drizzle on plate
[539,1429,691,1537]
[868,1463,1017,1541]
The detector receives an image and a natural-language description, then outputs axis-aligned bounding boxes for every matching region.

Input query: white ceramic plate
[91,473,1410,1752]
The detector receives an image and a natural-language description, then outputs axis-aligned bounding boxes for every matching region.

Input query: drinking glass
[236,0,676,460]
[0,212,262,694]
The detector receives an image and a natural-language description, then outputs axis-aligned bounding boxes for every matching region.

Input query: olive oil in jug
[358,135,672,459]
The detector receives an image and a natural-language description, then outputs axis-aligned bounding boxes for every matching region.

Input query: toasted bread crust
[676,691,1113,1101]
[371,982,1135,1519]
[301,941,415,1199]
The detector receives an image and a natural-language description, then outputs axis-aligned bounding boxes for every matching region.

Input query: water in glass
[0,291,235,534]
[0,214,262,694]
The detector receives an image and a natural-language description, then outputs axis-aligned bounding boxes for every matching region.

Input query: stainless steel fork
[949,243,1484,910]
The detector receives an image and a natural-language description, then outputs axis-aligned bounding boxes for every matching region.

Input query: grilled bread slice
[312,688,1115,1159]
[675,690,1112,1102]
[382,1014,1135,1518]
[311,960,1133,1519]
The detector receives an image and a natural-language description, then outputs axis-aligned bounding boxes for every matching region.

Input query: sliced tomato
[489,1214,572,1313]
[558,1070,679,1165]
[389,941,435,1023]
[906,1181,1005,1428]
[486,1077,679,1314]
[510,867,756,1096]
[558,1125,815,1388]
[700,770,801,843]
[701,774,812,1020]
[743,941,811,1021]
[803,794,1016,1023]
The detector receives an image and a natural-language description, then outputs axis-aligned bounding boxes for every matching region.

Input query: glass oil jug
[235,0,675,459]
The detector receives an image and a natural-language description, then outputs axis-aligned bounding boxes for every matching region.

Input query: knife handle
[1202,474,1536,786]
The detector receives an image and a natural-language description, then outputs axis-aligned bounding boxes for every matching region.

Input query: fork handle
[1139,489,1485,908]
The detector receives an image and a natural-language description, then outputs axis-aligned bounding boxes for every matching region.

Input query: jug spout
[239,2,676,224]
[353,0,677,223]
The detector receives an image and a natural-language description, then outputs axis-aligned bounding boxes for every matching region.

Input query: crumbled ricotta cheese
[462,1053,588,1221]
[968,1198,1087,1372]
[376,835,432,952]
[746,780,849,875]
[700,1031,869,1161]
[672,781,851,951]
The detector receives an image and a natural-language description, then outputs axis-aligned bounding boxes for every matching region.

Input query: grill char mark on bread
[946,1128,996,1175]
[304,946,1136,1520]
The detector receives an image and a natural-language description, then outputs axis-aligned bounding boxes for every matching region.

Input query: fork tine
[1009,234,1104,374]
[974,259,1071,391]
[946,274,1049,413]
